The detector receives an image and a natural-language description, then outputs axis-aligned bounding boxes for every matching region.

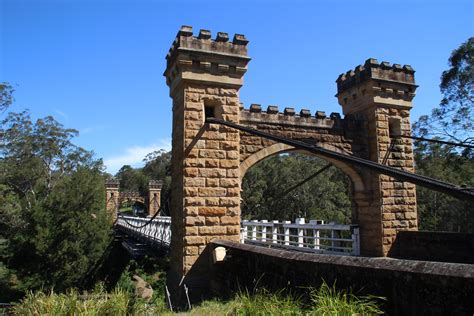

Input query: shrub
[309,282,385,315]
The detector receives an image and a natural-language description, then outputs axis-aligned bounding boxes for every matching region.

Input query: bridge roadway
[116,215,360,257]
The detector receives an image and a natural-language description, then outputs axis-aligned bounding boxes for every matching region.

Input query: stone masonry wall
[337,59,418,256]
[179,84,242,276]
[164,26,250,299]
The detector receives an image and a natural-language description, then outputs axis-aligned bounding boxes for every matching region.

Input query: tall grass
[11,281,384,315]
[12,288,130,315]
[308,282,385,315]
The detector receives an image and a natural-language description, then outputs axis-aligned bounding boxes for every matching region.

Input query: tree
[0,83,15,113]
[413,37,473,145]
[143,150,172,213]
[115,165,148,195]
[242,153,352,224]
[413,38,474,232]
[0,110,112,296]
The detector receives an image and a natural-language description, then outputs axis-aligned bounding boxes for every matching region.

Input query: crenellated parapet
[336,58,418,115]
[240,104,343,129]
[164,25,251,95]
[105,178,119,189]
[148,179,163,190]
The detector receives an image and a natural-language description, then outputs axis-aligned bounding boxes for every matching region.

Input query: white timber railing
[241,218,360,256]
[116,215,360,256]
[117,215,172,248]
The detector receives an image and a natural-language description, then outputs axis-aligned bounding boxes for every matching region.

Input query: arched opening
[118,199,148,217]
[240,145,367,255]
[242,151,355,224]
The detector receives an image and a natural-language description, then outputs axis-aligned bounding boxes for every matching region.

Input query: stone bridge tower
[164,26,250,300]
[164,26,418,302]
[336,60,418,255]
[148,180,163,216]
[105,178,120,221]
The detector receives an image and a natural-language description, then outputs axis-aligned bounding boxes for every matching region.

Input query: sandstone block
[185,246,199,256]
[227,226,240,234]
[220,197,239,207]
[227,151,239,159]
[198,187,226,197]
[206,217,220,225]
[184,168,199,177]
[185,216,205,226]
[206,197,220,206]
[199,150,226,159]
[184,197,205,206]
[220,178,239,188]
[184,236,205,245]
[186,226,198,235]
[206,178,219,187]
[227,187,240,197]
[199,226,227,235]
[198,206,226,216]
[184,206,198,216]
[220,216,240,225]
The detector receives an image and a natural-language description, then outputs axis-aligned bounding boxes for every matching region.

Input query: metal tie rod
[394,134,474,149]
[206,118,474,202]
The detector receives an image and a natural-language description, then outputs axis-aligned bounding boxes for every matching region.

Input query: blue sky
[1,0,473,174]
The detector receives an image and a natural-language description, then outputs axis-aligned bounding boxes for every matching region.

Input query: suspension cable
[117,198,170,229]
[206,118,474,202]
[279,163,332,197]
[394,134,474,149]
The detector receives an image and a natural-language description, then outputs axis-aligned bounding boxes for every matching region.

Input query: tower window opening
[205,105,216,119]
[388,117,402,138]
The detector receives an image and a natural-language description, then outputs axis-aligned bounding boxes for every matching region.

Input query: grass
[11,281,384,315]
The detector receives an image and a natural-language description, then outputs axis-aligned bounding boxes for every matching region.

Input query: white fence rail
[117,215,172,248]
[117,215,360,256]
[241,218,360,256]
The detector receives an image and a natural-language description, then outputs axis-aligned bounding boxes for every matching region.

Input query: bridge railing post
[296,218,305,247]
[284,221,291,246]
[309,220,321,250]
[241,220,248,243]
[261,220,268,242]
[272,220,279,244]
[251,220,258,241]
[352,226,360,256]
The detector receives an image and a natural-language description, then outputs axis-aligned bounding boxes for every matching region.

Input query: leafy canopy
[0,107,112,297]
[414,37,473,145]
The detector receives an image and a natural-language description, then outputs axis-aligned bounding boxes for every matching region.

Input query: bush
[12,286,130,315]
[309,282,385,315]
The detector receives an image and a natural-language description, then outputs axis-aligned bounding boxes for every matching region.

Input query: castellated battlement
[164,26,250,90]
[105,178,119,189]
[240,104,343,129]
[336,58,418,115]
[148,180,163,190]
[336,58,416,94]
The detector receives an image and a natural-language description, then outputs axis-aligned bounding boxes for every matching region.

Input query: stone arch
[239,142,366,193]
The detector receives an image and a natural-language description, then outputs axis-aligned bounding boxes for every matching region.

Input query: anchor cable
[206,118,474,202]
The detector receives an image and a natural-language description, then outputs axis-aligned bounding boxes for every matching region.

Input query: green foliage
[114,150,172,214]
[115,256,169,309]
[309,282,384,316]
[415,143,474,232]
[12,285,130,315]
[143,149,172,214]
[0,82,15,113]
[229,289,303,315]
[115,165,149,196]
[242,153,352,223]
[0,109,112,297]
[414,37,473,144]
[10,281,384,315]
[413,38,474,232]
